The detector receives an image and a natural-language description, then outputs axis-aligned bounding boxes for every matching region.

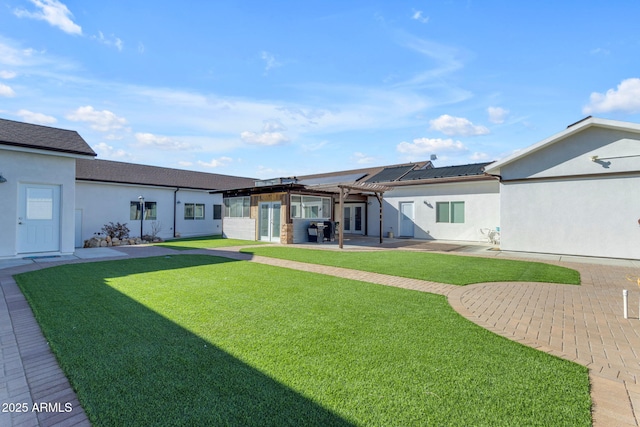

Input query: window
[224,197,250,218]
[290,195,332,219]
[213,204,222,220]
[144,202,157,220]
[436,201,465,223]
[130,201,157,220]
[184,203,205,220]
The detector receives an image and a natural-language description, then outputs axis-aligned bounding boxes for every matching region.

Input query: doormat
[23,255,61,260]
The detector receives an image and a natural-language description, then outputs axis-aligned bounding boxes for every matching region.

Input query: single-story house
[0,118,96,258]
[0,117,254,259]
[485,116,640,260]
[3,115,640,260]
[75,159,255,245]
[366,162,500,242]
[217,162,435,244]
[218,160,500,246]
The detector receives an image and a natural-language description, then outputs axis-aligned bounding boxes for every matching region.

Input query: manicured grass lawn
[16,255,590,426]
[154,234,268,251]
[240,247,581,285]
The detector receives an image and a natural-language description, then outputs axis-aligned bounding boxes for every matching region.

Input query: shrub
[101,222,130,240]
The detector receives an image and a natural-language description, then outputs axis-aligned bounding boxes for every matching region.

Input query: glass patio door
[259,202,281,242]
[343,203,365,235]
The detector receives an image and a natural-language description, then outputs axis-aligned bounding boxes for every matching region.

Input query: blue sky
[2,1,640,178]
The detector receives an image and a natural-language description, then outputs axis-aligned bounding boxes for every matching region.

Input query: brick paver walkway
[1,244,639,426]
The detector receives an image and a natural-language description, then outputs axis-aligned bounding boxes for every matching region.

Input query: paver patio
[1,241,639,426]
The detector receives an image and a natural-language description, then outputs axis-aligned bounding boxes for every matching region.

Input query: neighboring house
[75,159,255,244]
[0,118,96,258]
[485,116,640,260]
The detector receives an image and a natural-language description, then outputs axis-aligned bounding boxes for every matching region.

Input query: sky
[2,1,640,179]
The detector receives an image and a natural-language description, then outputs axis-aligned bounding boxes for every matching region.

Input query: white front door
[259,202,281,242]
[343,203,365,234]
[17,184,61,254]
[399,202,415,237]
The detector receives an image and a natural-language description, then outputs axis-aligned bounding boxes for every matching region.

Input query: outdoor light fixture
[0,173,6,183]
[138,195,145,238]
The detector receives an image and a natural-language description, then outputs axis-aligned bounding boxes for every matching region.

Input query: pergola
[305,181,392,249]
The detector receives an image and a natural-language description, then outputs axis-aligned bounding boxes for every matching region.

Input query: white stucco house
[485,116,640,260]
[0,117,255,258]
[219,161,500,245]
[365,163,500,242]
[0,118,96,258]
[4,114,640,261]
[75,159,255,245]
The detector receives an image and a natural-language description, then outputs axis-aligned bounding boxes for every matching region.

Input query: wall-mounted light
[0,173,6,183]
[176,200,181,204]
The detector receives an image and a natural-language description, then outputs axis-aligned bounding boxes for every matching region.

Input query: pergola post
[338,186,350,249]
[375,192,383,244]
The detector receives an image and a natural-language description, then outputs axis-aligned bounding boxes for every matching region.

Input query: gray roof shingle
[0,117,96,156]
[76,159,256,191]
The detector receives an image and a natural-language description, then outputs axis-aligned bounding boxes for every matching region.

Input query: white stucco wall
[500,176,640,259]
[0,148,77,258]
[495,125,640,259]
[76,182,222,243]
[368,180,500,242]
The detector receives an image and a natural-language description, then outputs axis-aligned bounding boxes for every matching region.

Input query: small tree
[101,222,130,240]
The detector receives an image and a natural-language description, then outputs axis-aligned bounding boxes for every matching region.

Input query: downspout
[173,188,180,238]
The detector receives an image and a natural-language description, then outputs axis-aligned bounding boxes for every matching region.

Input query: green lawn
[16,255,590,426]
[154,234,268,251]
[240,247,581,285]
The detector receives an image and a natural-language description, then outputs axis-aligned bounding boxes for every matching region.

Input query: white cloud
[241,120,290,146]
[93,32,124,51]
[0,70,17,79]
[14,0,82,35]
[135,132,198,151]
[352,152,376,165]
[92,142,133,160]
[261,51,281,72]
[470,152,491,161]
[138,42,145,54]
[177,161,193,167]
[0,83,15,97]
[583,78,640,114]
[241,131,289,146]
[16,109,57,124]
[197,157,233,168]
[429,114,489,136]
[487,107,509,124]
[397,137,468,155]
[411,10,429,23]
[66,106,128,132]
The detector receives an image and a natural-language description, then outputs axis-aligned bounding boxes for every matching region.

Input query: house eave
[0,142,97,158]
[384,174,497,187]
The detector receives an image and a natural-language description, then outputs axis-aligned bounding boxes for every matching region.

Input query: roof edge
[485,117,640,174]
